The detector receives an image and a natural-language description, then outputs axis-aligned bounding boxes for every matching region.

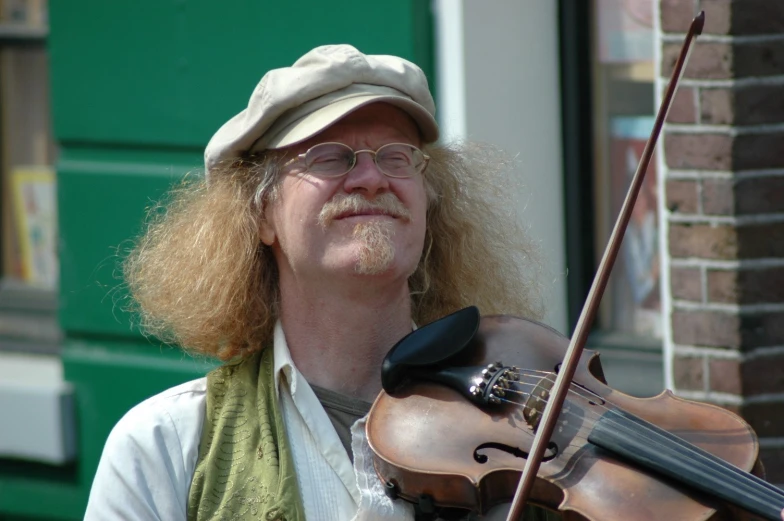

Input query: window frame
[558,0,664,396]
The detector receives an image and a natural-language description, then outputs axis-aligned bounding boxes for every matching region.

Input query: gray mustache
[318,193,411,226]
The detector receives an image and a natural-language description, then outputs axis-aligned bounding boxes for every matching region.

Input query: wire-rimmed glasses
[285,142,430,178]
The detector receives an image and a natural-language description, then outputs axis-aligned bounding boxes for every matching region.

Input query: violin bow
[506,11,706,521]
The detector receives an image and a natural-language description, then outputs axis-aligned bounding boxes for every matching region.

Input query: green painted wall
[52,0,433,337]
[0,1,433,519]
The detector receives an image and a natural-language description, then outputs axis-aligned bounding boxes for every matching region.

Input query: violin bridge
[523,377,554,432]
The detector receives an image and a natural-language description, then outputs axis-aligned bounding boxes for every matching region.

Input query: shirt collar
[273,320,297,397]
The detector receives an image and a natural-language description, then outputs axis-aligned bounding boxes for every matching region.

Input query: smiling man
[84,45,545,520]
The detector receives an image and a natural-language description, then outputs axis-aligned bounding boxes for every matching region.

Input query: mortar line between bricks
[666,122,784,135]
[660,75,784,89]
[671,258,784,269]
[668,168,784,180]
[675,390,784,405]
[669,213,784,225]
[672,345,740,359]
[662,33,784,44]
[672,300,784,313]
[666,170,715,180]
[673,344,784,360]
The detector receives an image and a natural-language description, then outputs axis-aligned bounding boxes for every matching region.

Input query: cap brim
[262,94,439,149]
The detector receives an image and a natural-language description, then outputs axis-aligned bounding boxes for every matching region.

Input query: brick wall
[659,0,784,484]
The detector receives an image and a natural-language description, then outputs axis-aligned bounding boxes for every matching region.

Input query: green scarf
[187,348,305,521]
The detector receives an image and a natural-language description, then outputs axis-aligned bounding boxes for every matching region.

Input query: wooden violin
[366,11,784,521]
[367,306,781,520]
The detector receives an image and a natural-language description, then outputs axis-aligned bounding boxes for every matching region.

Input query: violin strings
[488,369,730,466]
[495,372,620,439]
[493,393,784,510]
[493,395,597,444]
[479,373,607,443]
[504,372,731,465]
[495,371,784,507]
[501,387,606,428]
[503,370,617,417]
[582,402,784,506]
[502,373,708,461]
[479,376,784,507]
[495,386,604,426]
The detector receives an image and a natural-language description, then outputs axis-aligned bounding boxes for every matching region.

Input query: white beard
[352,220,395,275]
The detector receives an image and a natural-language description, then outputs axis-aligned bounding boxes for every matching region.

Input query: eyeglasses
[285,142,430,178]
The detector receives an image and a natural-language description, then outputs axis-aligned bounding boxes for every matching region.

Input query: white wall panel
[435,0,568,333]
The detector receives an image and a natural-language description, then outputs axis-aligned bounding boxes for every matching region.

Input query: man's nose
[342,152,390,195]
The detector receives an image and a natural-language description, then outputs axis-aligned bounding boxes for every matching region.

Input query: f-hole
[474,442,558,464]
[572,382,606,406]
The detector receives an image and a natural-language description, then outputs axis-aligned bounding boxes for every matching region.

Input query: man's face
[260,103,429,286]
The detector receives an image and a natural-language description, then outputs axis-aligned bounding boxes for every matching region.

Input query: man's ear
[259,218,276,246]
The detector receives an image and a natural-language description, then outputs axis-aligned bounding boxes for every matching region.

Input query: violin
[366,11,784,521]
[367,306,780,520]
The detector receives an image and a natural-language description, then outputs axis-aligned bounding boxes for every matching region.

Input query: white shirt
[83,323,413,520]
[271,324,413,521]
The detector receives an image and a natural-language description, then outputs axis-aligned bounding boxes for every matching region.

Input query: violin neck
[587,408,784,520]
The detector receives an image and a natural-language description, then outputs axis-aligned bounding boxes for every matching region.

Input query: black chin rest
[381,306,480,393]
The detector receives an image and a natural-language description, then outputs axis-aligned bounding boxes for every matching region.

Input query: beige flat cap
[204,44,439,174]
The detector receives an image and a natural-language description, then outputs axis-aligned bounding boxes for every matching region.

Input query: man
[84,44,545,520]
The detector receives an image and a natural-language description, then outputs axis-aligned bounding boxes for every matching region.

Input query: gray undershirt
[312,385,373,463]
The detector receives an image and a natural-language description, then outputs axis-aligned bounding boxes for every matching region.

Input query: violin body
[367,314,764,520]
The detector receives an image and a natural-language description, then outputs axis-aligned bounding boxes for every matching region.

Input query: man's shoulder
[128,377,207,417]
[107,377,208,454]
[146,377,208,404]
[86,378,209,519]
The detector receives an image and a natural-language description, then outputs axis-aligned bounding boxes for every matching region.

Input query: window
[592,0,659,339]
[560,0,662,396]
[0,0,59,353]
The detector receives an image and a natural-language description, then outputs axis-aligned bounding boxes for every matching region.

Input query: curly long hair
[123,142,543,360]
